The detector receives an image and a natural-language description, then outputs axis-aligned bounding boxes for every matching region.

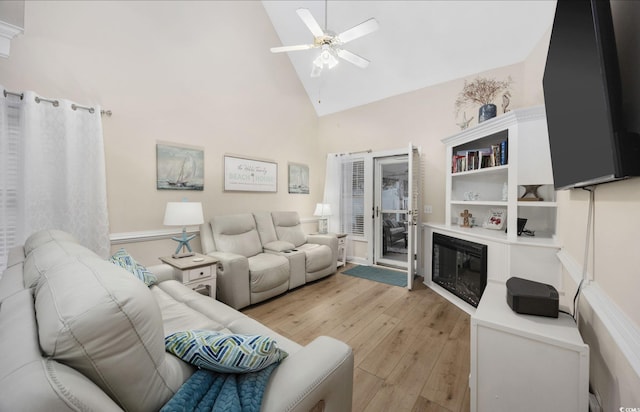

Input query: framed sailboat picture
[288,162,309,194]
[156,143,204,191]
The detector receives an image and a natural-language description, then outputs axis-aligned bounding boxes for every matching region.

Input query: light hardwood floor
[242,264,471,412]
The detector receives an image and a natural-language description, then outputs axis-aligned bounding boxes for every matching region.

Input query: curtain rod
[3,88,112,117]
[333,149,372,156]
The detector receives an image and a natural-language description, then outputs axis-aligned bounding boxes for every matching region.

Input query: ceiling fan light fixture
[311,45,339,76]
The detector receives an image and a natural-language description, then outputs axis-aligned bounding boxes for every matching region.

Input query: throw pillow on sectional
[108,248,158,286]
[165,330,288,374]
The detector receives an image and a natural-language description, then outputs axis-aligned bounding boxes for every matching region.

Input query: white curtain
[0,87,110,269]
[323,153,342,234]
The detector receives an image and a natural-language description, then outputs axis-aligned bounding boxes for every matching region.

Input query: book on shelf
[453,146,501,173]
[500,140,508,165]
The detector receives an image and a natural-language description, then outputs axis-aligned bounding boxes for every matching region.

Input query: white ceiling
[262,0,557,116]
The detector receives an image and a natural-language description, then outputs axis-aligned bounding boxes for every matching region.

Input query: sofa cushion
[109,248,158,286]
[23,229,78,256]
[35,255,184,411]
[271,211,306,248]
[253,211,279,245]
[23,240,96,289]
[0,289,122,412]
[248,253,289,293]
[211,214,263,257]
[165,330,288,373]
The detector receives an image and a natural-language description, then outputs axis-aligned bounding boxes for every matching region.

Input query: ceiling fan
[270,4,379,77]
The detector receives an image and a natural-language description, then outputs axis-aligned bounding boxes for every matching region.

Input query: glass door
[374,156,409,269]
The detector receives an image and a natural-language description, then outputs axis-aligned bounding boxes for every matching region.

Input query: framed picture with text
[223,155,277,192]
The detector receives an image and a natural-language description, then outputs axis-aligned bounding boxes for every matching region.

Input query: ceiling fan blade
[270,44,315,53]
[336,18,379,44]
[336,48,370,69]
[296,8,325,38]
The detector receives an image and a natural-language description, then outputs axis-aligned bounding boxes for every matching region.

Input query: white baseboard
[557,249,640,378]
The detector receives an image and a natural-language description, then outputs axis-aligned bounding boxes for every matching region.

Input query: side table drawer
[184,265,212,282]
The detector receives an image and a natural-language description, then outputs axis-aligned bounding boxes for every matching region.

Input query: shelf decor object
[163,201,204,258]
[454,76,513,124]
[519,184,544,201]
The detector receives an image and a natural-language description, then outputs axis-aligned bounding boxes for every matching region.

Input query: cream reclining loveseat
[0,229,353,411]
[201,211,337,310]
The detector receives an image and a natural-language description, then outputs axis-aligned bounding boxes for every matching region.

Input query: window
[341,158,365,236]
[0,96,20,271]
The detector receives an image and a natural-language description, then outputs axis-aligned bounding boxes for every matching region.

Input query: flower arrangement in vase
[454,76,513,123]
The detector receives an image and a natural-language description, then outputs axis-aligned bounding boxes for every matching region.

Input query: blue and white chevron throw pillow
[165,330,288,373]
[108,248,157,286]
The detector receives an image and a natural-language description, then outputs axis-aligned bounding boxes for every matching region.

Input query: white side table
[159,253,218,298]
[336,233,347,267]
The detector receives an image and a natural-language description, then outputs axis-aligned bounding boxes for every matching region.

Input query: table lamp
[314,203,332,234]
[163,201,204,258]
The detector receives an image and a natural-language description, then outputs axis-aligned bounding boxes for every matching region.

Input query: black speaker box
[506,277,559,318]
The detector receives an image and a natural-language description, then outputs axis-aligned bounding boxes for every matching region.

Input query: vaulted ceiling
[262,0,557,116]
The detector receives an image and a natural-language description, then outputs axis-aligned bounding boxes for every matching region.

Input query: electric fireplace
[432,233,487,307]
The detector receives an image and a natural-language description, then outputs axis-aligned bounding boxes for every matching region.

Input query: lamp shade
[163,202,204,226]
[313,203,332,217]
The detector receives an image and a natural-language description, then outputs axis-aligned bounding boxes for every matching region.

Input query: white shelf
[451,164,508,177]
[427,222,559,248]
[451,200,507,207]
[517,201,558,207]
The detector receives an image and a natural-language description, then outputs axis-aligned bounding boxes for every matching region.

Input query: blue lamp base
[171,227,196,258]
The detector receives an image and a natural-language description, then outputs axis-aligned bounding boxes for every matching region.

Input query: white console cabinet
[470,282,589,412]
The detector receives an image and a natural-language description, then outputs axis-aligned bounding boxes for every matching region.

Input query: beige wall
[0,1,323,263]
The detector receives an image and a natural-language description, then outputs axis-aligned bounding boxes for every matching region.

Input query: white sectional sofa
[201,211,338,310]
[0,229,354,411]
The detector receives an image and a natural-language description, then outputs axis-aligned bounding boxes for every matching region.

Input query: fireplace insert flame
[432,233,487,307]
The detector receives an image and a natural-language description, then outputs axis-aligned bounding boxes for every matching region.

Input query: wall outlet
[424,205,433,214]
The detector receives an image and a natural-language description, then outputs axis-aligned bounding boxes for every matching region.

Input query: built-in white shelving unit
[444,105,557,241]
[424,106,563,309]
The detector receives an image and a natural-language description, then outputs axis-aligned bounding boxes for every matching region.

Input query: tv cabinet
[470,282,589,411]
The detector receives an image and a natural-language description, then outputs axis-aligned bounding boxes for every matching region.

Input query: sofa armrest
[263,240,295,253]
[204,251,251,310]
[261,336,354,412]
[306,234,339,265]
[147,263,176,283]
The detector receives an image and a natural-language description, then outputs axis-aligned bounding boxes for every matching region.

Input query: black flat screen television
[543,0,640,190]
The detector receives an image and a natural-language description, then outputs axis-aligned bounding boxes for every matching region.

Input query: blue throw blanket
[160,363,278,412]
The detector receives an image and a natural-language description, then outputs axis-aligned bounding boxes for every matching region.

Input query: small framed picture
[288,162,309,194]
[483,209,506,230]
[156,143,204,191]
